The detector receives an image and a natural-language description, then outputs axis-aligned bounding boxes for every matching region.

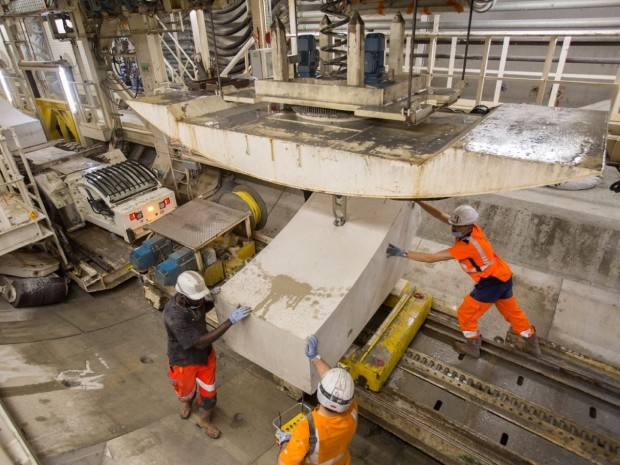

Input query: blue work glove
[305,335,320,361]
[386,243,407,258]
[229,305,251,325]
[275,429,292,447]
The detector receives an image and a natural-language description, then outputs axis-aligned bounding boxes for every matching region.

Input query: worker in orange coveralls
[387,201,541,359]
[276,335,358,465]
[163,270,252,439]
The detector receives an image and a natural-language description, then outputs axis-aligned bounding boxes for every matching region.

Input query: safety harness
[307,413,317,456]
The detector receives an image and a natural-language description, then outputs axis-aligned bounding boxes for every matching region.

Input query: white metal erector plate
[146,199,249,250]
[127,94,607,198]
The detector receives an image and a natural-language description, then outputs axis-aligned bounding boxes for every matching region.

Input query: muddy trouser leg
[495,293,540,356]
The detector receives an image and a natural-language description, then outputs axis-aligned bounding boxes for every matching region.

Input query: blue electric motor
[155,247,197,287]
[130,235,173,271]
[297,35,318,78]
[364,33,386,85]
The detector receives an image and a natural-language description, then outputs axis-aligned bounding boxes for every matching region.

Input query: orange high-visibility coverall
[448,225,534,339]
[279,400,358,465]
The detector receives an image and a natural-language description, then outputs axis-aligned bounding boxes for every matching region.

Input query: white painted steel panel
[0,99,46,150]
[127,94,606,198]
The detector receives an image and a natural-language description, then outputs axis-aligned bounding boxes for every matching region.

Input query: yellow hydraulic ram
[342,284,432,392]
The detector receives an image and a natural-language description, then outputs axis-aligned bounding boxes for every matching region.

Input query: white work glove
[305,335,320,361]
[229,305,251,325]
[275,429,291,447]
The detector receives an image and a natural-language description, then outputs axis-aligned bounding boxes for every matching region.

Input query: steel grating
[147,200,249,249]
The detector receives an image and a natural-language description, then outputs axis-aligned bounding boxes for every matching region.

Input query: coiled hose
[319,0,350,78]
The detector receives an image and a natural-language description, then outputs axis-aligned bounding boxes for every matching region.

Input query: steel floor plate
[147,199,249,250]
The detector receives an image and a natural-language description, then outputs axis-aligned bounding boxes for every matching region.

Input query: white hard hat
[317,367,354,413]
[448,205,479,226]
[175,271,211,300]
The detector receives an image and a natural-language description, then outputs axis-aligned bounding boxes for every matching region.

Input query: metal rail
[400,349,620,464]
[356,387,533,465]
[425,312,620,408]
[355,310,620,465]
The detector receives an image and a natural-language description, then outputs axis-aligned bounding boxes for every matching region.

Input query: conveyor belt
[355,311,620,465]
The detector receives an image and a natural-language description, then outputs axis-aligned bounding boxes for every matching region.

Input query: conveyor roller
[0,275,68,308]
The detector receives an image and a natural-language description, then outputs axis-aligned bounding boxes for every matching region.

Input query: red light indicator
[164,197,171,205]
[129,212,136,221]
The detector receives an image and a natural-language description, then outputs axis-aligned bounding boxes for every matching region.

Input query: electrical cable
[215,0,248,15]
[319,0,350,77]
[473,0,496,13]
[210,4,248,26]
[406,0,419,122]
[461,0,476,81]
[209,28,253,53]
[85,191,114,217]
[268,187,287,216]
[201,0,257,75]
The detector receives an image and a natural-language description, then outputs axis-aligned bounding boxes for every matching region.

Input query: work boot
[453,337,482,358]
[179,400,193,419]
[196,407,221,439]
[523,332,542,357]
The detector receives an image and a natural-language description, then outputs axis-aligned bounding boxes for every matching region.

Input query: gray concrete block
[215,194,420,393]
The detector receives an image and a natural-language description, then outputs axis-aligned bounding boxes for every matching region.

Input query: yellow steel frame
[35,98,80,144]
[342,283,432,392]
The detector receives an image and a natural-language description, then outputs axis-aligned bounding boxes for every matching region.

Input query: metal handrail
[157,17,198,81]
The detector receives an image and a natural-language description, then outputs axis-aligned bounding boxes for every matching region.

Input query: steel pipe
[297,16,620,30]
[490,0,620,11]
[296,0,620,12]
[413,53,620,66]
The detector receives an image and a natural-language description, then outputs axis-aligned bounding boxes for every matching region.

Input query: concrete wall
[415,187,619,293]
